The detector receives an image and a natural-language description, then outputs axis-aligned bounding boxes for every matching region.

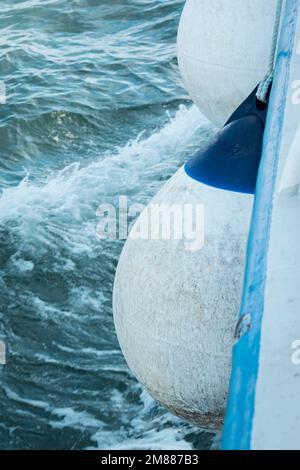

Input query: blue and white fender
[222,0,300,450]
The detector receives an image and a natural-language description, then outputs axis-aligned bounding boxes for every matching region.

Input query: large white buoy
[177,0,277,126]
[113,168,252,428]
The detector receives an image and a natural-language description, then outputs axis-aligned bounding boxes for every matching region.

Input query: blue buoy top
[184,87,269,194]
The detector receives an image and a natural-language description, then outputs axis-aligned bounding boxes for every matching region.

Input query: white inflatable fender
[113,167,253,428]
[177,0,278,126]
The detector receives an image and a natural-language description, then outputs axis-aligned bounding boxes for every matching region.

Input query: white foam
[90,387,206,451]
[49,408,104,430]
[0,105,207,232]
[3,386,50,410]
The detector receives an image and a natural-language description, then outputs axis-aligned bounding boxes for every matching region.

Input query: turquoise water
[0,0,215,449]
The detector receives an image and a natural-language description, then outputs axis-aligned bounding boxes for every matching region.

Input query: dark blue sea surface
[0,0,215,449]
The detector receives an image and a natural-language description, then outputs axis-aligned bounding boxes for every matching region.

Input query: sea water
[0,0,216,450]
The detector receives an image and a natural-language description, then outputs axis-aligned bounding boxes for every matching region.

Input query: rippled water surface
[0,0,216,449]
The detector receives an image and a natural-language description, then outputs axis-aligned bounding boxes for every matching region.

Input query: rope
[256,0,283,103]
